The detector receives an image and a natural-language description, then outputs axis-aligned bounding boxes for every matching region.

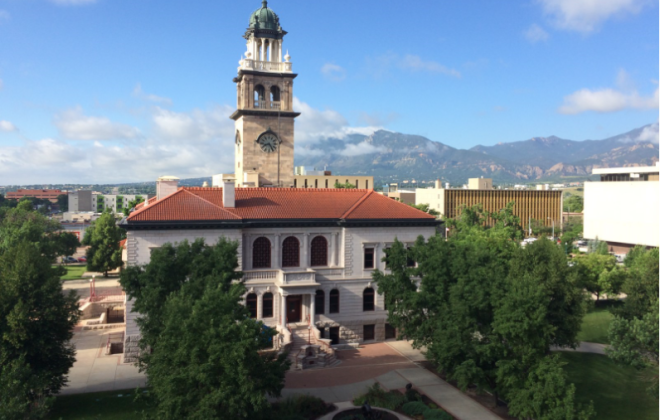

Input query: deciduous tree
[122,196,145,217]
[120,238,290,419]
[85,209,123,276]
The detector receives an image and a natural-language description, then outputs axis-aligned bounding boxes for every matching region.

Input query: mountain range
[294,123,659,184]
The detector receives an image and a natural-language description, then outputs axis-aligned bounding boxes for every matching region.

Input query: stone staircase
[288,326,339,370]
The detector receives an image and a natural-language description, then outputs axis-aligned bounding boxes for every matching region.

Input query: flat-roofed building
[416,178,561,233]
[6,189,66,203]
[293,175,374,190]
[584,164,659,253]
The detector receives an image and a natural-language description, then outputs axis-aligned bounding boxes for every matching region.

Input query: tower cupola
[240,1,291,73]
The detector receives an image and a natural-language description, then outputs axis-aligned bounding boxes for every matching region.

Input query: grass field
[560,352,658,420]
[56,265,88,281]
[577,305,615,344]
[51,389,149,420]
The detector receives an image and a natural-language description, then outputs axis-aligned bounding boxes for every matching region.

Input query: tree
[504,355,595,420]
[0,357,53,420]
[54,232,81,260]
[0,200,72,261]
[0,240,79,418]
[85,209,123,276]
[333,180,356,189]
[374,232,590,418]
[574,253,617,301]
[613,247,659,321]
[120,238,290,419]
[563,195,583,213]
[56,194,68,212]
[489,201,524,241]
[408,203,440,217]
[606,305,659,396]
[623,245,646,268]
[122,196,145,217]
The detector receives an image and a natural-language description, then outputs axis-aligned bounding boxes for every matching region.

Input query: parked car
[576,240,588,246]
[77,256,87,263]
[61,256,78,264]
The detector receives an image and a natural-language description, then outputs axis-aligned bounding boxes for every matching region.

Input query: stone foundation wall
[123,334,141,364]
[316,319,386,344]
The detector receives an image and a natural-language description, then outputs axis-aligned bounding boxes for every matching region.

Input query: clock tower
[230,1,300,187]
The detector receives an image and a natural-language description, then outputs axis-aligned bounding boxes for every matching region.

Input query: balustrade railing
[243,270,278,281]
[253,101,281,110]
[240,59,292,73]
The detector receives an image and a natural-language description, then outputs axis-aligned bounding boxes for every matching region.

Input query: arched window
[329,289,340,313]
[366,180,369,189]
[315,290,325,315]
[325,179,328,188]
[356,180,359,188]
[252,237,271,268]
[363,287,375,311]
[270,85,280,102]
[262,292,273,318]
[254,85,265,108]
[315,179,318,188]
[310,236,328,267]
[282,236,300,267]
[246,293,257,318]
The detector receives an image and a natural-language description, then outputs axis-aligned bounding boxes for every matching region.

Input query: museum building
[121,1,441,365]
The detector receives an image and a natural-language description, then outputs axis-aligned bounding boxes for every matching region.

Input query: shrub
[402,401,428,416]
[405,388,422,402]
[353,383,406,411]
[273,394,330,419]
[423,408,452,420]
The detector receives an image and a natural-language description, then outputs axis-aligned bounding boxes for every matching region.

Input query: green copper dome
[249,1,282,32]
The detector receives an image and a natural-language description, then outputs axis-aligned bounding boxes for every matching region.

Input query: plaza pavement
[59,326,146,395]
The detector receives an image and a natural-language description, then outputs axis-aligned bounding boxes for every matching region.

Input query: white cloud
[133,83,172,106]
[400,55,461,78]
[0,120,17,132]
[321,63,346,82]
[558,87,658,114]
[559,71,659,114]
[340,141,387,157]
[0,10,9,23]
[365,52,461,79]
[151,105,234,142]
[524,24,550,43]
[634,122,659,144]
[538,0,647,32]
[48,0,97,5]
[54,107,141,140]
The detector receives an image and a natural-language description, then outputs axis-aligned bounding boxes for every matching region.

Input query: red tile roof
[127,187,435,222]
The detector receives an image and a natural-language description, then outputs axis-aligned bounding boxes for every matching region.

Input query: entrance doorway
[286,295,302,323]
[329,327,340,345]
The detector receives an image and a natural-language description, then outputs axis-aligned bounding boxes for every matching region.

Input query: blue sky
[0,0,657,184]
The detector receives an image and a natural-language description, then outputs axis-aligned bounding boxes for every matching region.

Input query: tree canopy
[122,196,145,217]
[85,209,123,276]
[120,238,290,419]
[0,206,80,419]
[373,211,592,419]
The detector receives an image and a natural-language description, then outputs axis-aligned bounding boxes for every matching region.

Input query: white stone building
[119,1,441,366]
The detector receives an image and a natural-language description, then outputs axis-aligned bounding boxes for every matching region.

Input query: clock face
[257,132,280,153]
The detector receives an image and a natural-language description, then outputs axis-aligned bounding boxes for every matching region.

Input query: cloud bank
[538,0,648,32]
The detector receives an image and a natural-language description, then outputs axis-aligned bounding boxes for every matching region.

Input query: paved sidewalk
[552,341,608,355]
[60,327,146,395]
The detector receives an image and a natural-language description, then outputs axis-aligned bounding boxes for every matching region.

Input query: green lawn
[577,306,615,344]
[560,352,658,420]
[56,265,88,281]
[51,389,150,420]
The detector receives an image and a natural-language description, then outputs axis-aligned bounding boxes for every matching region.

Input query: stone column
[309,293,315,324]
[277,40,282,62]
[260,39,265,61]
[273,234,281,269]
[268,40,272,62]
[281,293,287,326]
[257,293,263,320]
[332,232,338,267]
[303,233,310,268]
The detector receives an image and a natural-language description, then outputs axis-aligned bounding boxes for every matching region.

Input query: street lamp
[547,217,555,240]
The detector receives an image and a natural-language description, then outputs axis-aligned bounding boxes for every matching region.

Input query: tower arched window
[282,236,300,267]
[263,292,273,318]
[254,85,265,108]
[270,86,280,103]
[329,289,340,313]
[252,237,271,269]
[246,293,257,318]
[363,287,375,311]
[310,236,328,267]
[315,290,325,315]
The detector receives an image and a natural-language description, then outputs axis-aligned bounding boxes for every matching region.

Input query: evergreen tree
[85,209,123,276]
[120,238,290,419]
